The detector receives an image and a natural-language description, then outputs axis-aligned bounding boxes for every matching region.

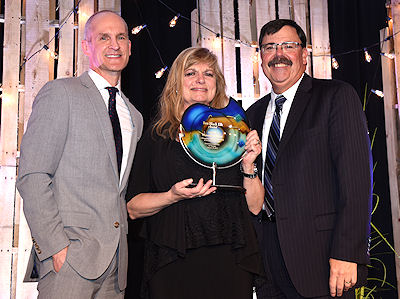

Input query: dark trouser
[256,215,355,299]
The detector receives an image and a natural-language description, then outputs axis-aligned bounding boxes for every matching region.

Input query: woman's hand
[127,178,216,220]
[242,130,262,173]
[169,178,217,202]
[241,130,264,215]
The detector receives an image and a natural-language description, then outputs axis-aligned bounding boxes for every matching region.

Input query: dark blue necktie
[106,87,123,176]
[264,95,287,213]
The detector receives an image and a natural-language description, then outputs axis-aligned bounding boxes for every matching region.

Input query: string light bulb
[364,48,372,63]
[381,52,395,59]
[331,56,339,70]
[132,24,147,35]
[155,66,168,79]
[251,48,260,63]
[43,45,58,59]
[169,14,180,28]
[371,89,384,98]
[211,33,222,50]
[251,41,258,48]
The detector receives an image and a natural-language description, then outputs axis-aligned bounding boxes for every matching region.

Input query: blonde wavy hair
[154,47,228,140]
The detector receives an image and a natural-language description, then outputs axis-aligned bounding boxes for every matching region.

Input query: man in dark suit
[246,19,372,298]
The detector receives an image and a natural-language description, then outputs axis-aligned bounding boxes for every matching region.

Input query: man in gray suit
[16,10,143,298]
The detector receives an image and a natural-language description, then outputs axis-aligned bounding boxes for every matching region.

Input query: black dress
[127,128,263,299]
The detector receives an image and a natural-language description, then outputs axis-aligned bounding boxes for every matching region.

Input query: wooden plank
[278,0,291,19]
[77,0,94,76]
[18,1,50,298]
[25,0,50,125]
[1,0,21,167]
[0,0,22,295]
[19,0,26,149]
[98,0,121,14]
[15,2,35,296]
[309,0,331,79]
[0,167,17,298]
[220,0,236,99]
[255,0,275,34]
[191,8,200,46]
[249,1,260,98]
[293,0,307,44]
[381,20,400,295]
[198,0,223,68]
[0,251,12,298]
[15,191,38,299]
[293,0,312,75]
[238,0,255,109]
[254,0,274,98]
[48,0,56,80]
[57,0,75,78]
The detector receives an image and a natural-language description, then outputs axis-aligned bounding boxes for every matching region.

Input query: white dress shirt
[88,69,133,184]
[261,74,304,183]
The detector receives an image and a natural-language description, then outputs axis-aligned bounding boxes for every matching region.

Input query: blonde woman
[127,47,264,299]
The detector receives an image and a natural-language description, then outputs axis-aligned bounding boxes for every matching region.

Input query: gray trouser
[37,249,124,299]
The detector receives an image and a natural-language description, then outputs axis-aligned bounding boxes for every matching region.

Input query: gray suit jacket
[16,72,143,290]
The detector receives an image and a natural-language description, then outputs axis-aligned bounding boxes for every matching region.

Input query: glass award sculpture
[179,98,250,191]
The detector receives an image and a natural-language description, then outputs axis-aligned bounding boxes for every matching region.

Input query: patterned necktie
[264,95,287,213]
[106,87,123,176]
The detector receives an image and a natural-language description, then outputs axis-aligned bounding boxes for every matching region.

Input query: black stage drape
[121,1,196,298]
[328,1,397,298]
[121,1,396,298]
[121,0,196,128]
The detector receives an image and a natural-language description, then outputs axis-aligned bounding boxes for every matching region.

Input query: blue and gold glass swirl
[179,98,250,168]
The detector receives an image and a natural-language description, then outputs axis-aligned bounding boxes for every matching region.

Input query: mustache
[268,56,293,67]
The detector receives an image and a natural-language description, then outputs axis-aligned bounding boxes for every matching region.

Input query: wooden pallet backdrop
[0,1,121,298]
[0,0,399,298]
[193,0,330,109]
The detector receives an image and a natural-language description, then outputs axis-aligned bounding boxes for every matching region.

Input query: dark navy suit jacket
[246,74,372,297]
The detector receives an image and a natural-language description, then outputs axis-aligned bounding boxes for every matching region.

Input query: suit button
[114,222,120,228]
[37,249,42,254]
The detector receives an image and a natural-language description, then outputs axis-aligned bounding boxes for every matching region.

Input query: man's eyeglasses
[260,42,302,53]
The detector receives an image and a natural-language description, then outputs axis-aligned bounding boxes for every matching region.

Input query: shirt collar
[88,69,121,93]
[271,73,305,103]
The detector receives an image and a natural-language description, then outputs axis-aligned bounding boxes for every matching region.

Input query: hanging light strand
[20,0,82,68]
[132,24,147,35]
[364,48,372,63]
[169,14,180,27]
[133,0,167,79]
[155,66,168,78]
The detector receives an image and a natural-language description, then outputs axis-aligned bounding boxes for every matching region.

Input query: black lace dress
[127,128,263,299]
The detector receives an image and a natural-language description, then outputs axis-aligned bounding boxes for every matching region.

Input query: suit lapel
[251,94,270,139]
[249,94,270,175]
[276,74,312,165]
[79,72,120,182]
[119,92,136,190]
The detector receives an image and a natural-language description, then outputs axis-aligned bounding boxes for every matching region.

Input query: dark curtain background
[118,0,396,298]
[328,1,397,298]
[121,0,196,128]
[121,1,196,298]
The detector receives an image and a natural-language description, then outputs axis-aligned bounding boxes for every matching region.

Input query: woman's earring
[175,90,178,94]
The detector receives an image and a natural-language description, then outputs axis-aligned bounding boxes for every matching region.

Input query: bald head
[81,10,131,86]
[84,10,128,41]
